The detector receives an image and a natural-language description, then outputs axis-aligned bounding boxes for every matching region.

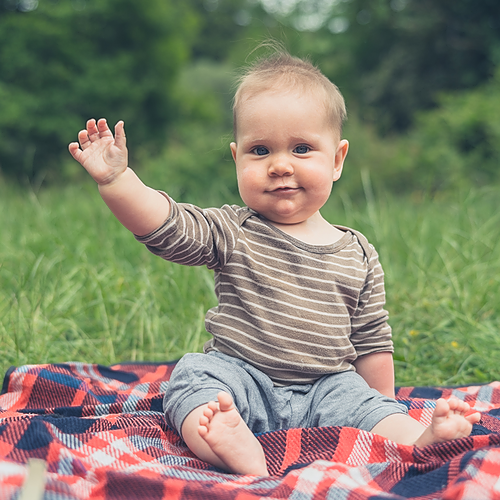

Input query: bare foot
[415,397,481,447]
[198,391,268,476]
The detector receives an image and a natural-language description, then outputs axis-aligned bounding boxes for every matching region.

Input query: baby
[69,50,480,476]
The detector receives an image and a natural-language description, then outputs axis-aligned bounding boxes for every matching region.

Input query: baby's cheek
[238,172,260,194]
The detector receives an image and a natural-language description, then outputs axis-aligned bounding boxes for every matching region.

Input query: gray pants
[164,351,408,435]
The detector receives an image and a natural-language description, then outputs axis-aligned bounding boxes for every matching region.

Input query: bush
[137,60,240,207]
[344,68,500,196]
[0,0,198,184]
[410,69,500,191]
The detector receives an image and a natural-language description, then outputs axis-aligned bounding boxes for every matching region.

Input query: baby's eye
[294,145,310,154]
[252,146,269,156]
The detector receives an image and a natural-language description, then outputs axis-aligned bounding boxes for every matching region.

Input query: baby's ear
[230,142,238,162]
[333,139,349,181]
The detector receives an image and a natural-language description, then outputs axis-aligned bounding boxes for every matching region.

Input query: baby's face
[230,90,347,225]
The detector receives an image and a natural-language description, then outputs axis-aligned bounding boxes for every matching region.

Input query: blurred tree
[0,0,198,183]
[189,0,288,65]
[338,67,500,196]
[409,67,500,191]
[190,0,249,61]
[342,0,500,133]
[262,0,500,134]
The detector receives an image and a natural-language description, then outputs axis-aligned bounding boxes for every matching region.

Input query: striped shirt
[136,198,393,386]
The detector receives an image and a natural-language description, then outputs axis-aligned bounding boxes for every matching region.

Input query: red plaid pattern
[1,362,500,499]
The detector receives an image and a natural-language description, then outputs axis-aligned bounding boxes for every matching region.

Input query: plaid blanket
[1,362,500,499]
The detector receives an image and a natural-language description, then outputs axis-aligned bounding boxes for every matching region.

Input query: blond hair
[233,50,347,140]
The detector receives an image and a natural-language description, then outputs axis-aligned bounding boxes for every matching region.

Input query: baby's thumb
[114,121,126,149]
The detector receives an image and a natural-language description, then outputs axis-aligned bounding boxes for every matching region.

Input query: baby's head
[233,50,347,142]
[230,49,349,226]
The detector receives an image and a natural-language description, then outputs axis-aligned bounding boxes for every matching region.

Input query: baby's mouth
[271,186,299,192]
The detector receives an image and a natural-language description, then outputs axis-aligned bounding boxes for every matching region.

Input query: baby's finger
[96,118,113,138]
[114,121,126,149]
[78,129,91,149]
[68,142,82,161]
[86,118,99,138]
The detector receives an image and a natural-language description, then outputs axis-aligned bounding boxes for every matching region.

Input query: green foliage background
[1,0,500,194]
[0,0,197,183]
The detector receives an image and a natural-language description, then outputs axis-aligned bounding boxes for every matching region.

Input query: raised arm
[68,118,170,236]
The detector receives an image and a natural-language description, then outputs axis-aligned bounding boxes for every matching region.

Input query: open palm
[69,118,128,185]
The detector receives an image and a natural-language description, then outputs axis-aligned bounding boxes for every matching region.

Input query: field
[1,179,499,387]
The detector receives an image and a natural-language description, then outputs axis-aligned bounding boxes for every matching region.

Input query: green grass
[1,179,499,387]
[0,182,217,375]
[327,184,500,386]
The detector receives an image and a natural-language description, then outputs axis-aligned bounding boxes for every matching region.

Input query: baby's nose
[268,154,294,176]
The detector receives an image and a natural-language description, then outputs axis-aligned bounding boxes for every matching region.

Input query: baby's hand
[68,118,128,185]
